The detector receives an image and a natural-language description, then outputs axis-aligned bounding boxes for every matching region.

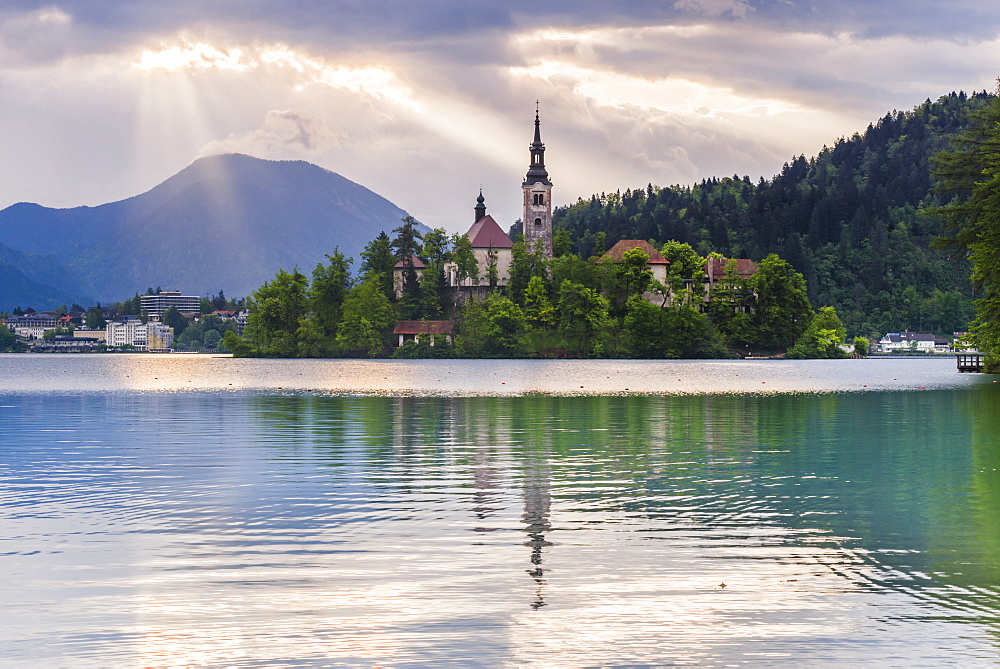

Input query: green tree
[555,280,610,355]
[161,306,187,336]
[336,275,397,357]
[451,232,478,287]
[0,323,24,352]
[310,250,353,348]
[392,216,424,316]
[360,231,396,300]
[624,298,727,359]
[853,335,870,357]
[245,268,310,356]
[84,306,107,330]
[787,306,848,359]
[749,254,814,350]
[931,88,1000,368]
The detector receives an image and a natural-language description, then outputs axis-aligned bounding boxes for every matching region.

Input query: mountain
[553,91,993,337]
[0,154,418,306]
[0,242,96,311]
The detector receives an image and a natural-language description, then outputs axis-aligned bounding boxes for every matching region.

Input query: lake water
[2,354,999,666]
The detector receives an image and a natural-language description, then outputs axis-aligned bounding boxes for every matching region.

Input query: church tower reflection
[521,448,552,609]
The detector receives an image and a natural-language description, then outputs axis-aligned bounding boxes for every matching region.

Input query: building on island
[522,106,553,258]
[393,320,454,347]
[600,239,670,305]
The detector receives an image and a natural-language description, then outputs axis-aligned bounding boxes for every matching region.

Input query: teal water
[1,355,999,665]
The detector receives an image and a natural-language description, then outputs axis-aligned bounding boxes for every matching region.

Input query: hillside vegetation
[554,92,992,337]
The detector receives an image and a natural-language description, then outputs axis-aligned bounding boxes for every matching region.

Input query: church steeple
[474,189,486,222]
[522,102,553,258]
[525,103,551,186]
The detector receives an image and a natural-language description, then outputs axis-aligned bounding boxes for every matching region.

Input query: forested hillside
[553,91,993,337]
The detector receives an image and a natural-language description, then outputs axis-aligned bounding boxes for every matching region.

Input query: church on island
[393,106,554,301]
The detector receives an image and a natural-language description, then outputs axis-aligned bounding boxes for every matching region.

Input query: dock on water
[957,353,984,373]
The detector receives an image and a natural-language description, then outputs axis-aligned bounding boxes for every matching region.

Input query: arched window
[534,218,542,226]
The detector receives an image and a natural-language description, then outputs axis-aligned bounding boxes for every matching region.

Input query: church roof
[466,215,513,249]
[393,254,426,269]
[706,257,759,279]
[394,320,454,335]
[602,239,669,264]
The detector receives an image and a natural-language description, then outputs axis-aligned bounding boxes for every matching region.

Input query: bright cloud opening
[134,39,418,109]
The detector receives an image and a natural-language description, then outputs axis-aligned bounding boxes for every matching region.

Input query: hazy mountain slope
[0,154,418,302]
[0,243,95,311]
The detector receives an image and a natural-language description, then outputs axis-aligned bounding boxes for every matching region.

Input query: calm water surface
[2,354,999,666]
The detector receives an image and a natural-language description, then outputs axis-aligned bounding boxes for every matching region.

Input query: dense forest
[550,91,994,338]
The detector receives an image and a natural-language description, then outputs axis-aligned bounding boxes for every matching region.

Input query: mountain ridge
[0,154,419,308]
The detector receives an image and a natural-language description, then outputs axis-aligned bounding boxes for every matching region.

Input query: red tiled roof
[601,239,669,264]
[393,254,427,269]
[466,215,513,249]
[706,257,759,279]
[393,320,454,335]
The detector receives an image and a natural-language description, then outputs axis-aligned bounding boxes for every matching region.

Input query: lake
[2,354,999,666]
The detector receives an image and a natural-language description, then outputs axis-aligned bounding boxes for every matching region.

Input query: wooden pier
[957,353,984,373]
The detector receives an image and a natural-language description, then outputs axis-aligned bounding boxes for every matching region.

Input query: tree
[931,88,1000,369]
[624,298,727,359]
[336,276,397,357]
[555,280,610,355]
[360,231,396,300]
[392,216,424,315]
[161,306,188,336]
[0,323,23,352]
[245,268,310,356]
[451,232,478,287]
[310,250,353,348]
[786,306,848,359]
[748,254,814,350]
[84,307,107,330]
[853,336,870,357]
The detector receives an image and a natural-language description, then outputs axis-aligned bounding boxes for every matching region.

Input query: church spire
[522,102,553,258]
[474,189,486,222]
[525,101,551,186]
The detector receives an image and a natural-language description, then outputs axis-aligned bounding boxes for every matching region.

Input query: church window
[533,193,544,205]
[534,218,542,226]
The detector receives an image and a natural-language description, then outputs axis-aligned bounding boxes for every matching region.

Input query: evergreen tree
[931,88,1000,368]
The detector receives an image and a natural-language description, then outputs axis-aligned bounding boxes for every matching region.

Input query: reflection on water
[2,358,1000,665]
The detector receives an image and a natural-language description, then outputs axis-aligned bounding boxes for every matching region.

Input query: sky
[1,1,999,233]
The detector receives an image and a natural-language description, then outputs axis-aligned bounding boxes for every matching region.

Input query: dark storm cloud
[4,1,999,66]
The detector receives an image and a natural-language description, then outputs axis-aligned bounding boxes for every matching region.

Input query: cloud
[673,0,753,18]
[198,109,342,157]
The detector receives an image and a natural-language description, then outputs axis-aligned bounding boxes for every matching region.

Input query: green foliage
[360,231,395,301]
[42,325,74,340]
[161,306,187,336]
[787,306,849,359]
[553,92,995,336]
[853,336,870,357]
[245,268,310,356]
[336,276,397,357]
[310,250,353,351]
[555,280,610,356]
[624,298,727,359]
[454,292,527,357]
[174,314,236,351]
[931,88,1000,357]
[0,323,24,352]
[749,254,814,350]
[450,232,478,286]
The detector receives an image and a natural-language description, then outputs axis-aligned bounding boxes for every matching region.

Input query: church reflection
[522,450,553,609]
